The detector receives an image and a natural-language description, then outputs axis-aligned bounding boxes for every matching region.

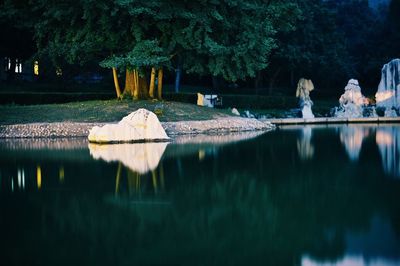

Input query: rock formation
[88,109,170,143]
[334,79,368,118]
[231,108,240,116]
[375,59,400,117]
[296,78,315,119]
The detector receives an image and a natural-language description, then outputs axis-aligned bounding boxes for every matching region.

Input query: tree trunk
[112,68,122,98]
[133,70,139,99]
[290,69,295,87]
[139,75,149,99]
[212,76,219,90]
[157,68,163,100]
[124,69,135,96]
[268,67,281,95]
[254,70,262,94]
[175,66,182,93]
[149,67,156,98]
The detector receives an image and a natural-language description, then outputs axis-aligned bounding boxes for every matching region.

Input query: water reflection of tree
[114,162,165,197]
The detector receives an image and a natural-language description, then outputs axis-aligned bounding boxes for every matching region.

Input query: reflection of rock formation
[334,79,368,118]
[173,131,265,145]
[0,138,87,150]
[297,126,314,160]
[375,59,400,116]
[302,215,400,266]
[296,78,315,119]
[89,143,168,174]
[339,126,369,161]
[376,127,400,178]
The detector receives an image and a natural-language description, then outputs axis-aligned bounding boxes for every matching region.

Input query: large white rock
[334,79,367,118]
[89,142,168,174]
[375,59,400,112]
[88,109,170,143]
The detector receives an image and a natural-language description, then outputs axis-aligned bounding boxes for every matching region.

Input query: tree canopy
[1,0,399,96]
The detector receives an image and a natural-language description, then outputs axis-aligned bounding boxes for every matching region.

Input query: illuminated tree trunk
[124,69,135,96]
[157,68,163,100]
[149,67,156,98]
[112,67,122,98]
[133,70,139,99]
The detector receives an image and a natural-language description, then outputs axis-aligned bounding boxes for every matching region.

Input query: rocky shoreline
[0,117,274,138]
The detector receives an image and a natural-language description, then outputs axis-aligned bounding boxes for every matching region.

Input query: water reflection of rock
[339,125,370,161]
[376,127,400,178]
[297,126,314,160]
[172,131,265,145]
[302,216,400,266]
[89,143,168,174]
[0,138,87,150]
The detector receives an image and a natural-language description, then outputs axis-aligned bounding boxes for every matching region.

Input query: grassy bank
[0,99,235,125]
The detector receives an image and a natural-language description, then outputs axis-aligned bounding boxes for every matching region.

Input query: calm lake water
[1,125,400,266]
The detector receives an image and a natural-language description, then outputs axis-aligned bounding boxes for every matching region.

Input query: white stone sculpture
[375,59,400,117]
[296,78,315,119]
[334,79,368,118]
[89,142,168,174]
[88,109,170,143]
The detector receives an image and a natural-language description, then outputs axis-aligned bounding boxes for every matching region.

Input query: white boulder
[231,108,240,116]
[88,109,170,143]
[334,79,368,118]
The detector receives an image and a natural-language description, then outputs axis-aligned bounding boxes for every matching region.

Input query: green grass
[0,99,235,125]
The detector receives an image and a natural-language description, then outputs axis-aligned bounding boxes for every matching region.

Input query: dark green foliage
[100,40,171,70]
[1,0,301,82]
[164,92,298,109]
[266,0,399,92]
[2,0,398,94]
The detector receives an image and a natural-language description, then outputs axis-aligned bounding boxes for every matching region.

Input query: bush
[0,92,115,105]
[164,92,298,109]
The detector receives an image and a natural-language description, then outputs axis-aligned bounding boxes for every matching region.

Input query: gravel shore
[0,118,274,138]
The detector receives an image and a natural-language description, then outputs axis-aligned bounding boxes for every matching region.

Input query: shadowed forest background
[0,0,399,100]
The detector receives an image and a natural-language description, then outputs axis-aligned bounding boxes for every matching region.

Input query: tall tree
[2,0,301,98]
[267,0,351,93]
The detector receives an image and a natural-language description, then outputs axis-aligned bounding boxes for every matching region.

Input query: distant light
[34,61,39,76]
[15,59,22,73]
[5,58,22,73]
[198,149,205,161]
[59,166,64,182]
[37,165,42,189]
[56,67,62,76]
